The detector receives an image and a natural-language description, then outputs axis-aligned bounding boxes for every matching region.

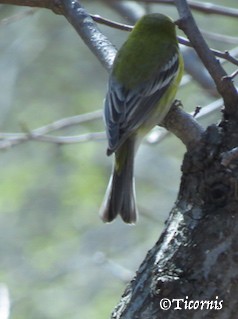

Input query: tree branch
[0,132,105,149]
[1,0,238,70]
[147,98,223,144]
[2,0,238,19]
[0,104,204,150]
[0,110,104,149]
[178,37,238,67]
[174,0,238,116]
[60,0,116,71]
[89,16,238,68]
[162,102,204,148]
[0,0,230,151]
[90,14,132,32]
[135,0,238,18]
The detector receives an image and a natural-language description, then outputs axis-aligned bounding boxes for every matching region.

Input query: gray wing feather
[104,53,179,153]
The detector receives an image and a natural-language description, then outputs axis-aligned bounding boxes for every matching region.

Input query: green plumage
[113,14,179,89]
[100,13,184,223]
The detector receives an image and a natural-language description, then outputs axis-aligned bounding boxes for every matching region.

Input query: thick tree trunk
[112,119,238,318]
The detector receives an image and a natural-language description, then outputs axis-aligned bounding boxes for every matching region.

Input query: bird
[99,13,183,224]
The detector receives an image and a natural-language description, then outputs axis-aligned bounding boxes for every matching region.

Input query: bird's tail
[99,138,137,224]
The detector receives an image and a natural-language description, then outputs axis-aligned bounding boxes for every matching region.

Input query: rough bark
[110,2,238,316]
[111,118,238,318]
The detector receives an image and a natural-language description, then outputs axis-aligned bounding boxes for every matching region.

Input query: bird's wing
[104,52,179,153]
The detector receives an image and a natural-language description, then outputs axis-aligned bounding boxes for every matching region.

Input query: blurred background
[0,0,237,318]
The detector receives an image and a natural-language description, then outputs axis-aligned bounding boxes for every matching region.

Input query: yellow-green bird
[100,13,183,224]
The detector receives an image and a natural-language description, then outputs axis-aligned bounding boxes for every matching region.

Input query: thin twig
[0,0,235,151]
[174,0,238,115]
[0,97,224,150]
[178,36,238,67]
[0,0,237,18]
[0,132,106,149]
[30,132,106,144]
[26,110,102,135]
[0,110,103,149]
[135,0,238,18]
[223,69,238,81]
[89,15,238,68]
[91,14,132,31]
[0,0,238,69]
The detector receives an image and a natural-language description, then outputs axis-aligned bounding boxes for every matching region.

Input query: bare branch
[89,17,238,70]
[0,104,203,150]
[223,69,238,81]
[178,36,238,67]
[2,0,238,19]
[0,0,238,71]
[174,0,238,116]
[32,110,102,135]
[181,0,238,17]
[162,101,204,148]
[0,0,235,150]
[60,0,116,71]
[87,17,238,71]
[147,98,223,144]
[182,48,217,96]
[0,110,103,149]
[30,132,105,144]
[90,14,132,31]
[0,95,222,151]
[0,132,106,149]
[135,0,238,18]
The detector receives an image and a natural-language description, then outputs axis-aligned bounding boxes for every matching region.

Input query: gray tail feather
[99,140,137,224]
